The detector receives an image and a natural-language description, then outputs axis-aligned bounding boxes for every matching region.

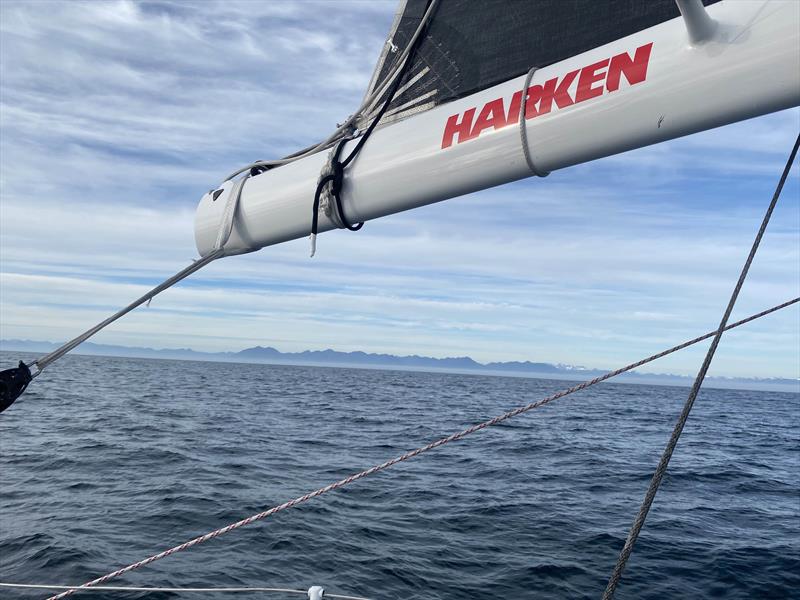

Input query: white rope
[0,582,371,599]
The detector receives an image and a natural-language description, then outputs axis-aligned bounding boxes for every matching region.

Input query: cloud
[0,1,798,379]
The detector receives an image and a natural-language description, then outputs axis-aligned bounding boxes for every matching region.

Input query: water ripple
[0,352,798,598]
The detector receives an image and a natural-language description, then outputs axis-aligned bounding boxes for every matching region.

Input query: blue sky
[0,0,798,379]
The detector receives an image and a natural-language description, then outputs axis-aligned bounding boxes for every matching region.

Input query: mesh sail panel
[362,0,721,126]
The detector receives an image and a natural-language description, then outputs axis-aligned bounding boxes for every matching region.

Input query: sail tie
[602,132,800,598]
[308,1,437,257]
[309,57,548,259]
[519,66,549,178]
[40,295,799,598]
[310,139,364,257]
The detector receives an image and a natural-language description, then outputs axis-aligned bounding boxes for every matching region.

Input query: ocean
[1,351,798,599]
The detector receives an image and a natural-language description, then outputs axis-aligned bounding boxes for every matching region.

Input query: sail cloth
[360,0,721,128]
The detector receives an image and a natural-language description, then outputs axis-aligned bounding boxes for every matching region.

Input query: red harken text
[441,43,654,149]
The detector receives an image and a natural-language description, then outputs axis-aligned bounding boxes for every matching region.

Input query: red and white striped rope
[47,296,798,600]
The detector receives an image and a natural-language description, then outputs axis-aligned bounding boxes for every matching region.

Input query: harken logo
[441,43,654,149]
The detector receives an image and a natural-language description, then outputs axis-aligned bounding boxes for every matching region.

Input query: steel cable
[602,132,800,598]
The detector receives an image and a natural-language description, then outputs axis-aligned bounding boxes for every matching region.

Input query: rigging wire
[601,132,800,599]
[43,295,799,599]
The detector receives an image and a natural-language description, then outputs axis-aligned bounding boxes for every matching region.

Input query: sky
[0,0,798,379]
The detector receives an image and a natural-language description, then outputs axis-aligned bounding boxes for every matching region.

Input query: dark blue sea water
[1,351,798,599]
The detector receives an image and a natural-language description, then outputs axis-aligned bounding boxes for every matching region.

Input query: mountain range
[1,339,796,393]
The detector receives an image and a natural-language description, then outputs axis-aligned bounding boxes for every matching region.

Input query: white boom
[195,0,800,258]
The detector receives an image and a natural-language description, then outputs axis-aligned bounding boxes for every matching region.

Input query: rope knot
[310,140,363,257]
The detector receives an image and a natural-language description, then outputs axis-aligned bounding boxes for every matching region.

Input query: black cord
[311,141,351,237]
[310,0,435,243]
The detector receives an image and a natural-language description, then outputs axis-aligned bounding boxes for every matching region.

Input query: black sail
[362,0,721,127]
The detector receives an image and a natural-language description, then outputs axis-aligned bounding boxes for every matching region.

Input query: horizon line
[1,337,797,392]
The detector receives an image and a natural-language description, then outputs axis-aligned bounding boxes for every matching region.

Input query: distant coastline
[1,339,797,393]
